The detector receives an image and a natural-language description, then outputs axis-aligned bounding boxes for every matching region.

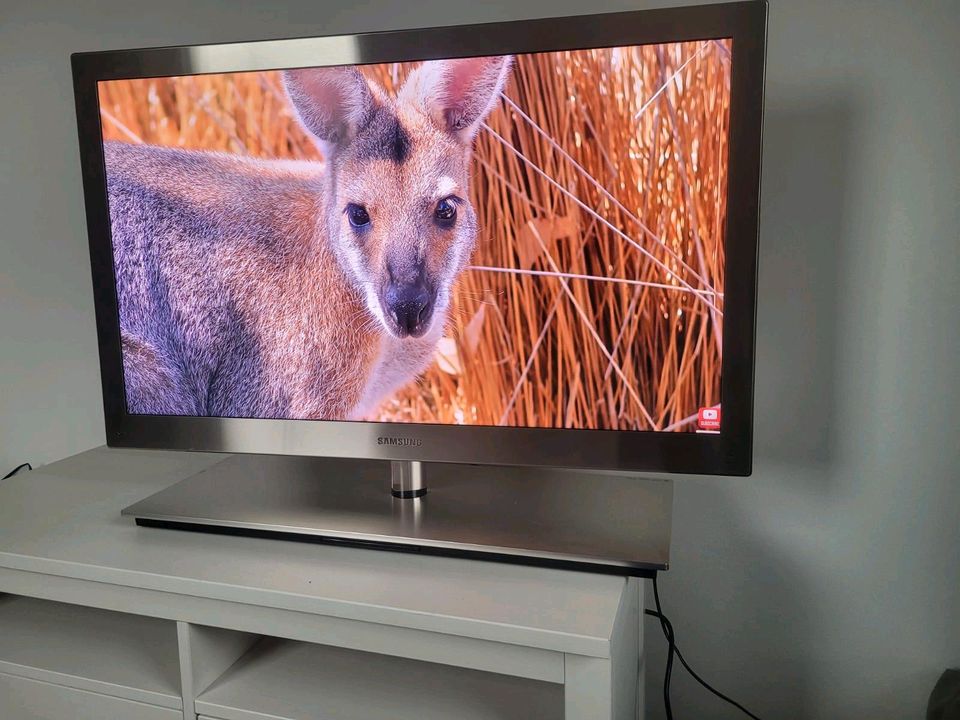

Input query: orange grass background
[98,40,731,431]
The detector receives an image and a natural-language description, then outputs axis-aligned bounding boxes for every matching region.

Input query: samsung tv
[72,1,766,573]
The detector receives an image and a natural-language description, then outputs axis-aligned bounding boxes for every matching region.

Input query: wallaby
[105,56,512,420]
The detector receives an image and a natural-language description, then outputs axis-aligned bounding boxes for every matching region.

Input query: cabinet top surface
[0,447,628,653]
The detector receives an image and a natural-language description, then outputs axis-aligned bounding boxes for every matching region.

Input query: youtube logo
[698,406,721,431]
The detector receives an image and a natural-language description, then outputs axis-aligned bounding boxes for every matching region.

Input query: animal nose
[386,281,434,337]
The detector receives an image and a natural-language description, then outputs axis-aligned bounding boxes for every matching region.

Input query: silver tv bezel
[71,1,767,475]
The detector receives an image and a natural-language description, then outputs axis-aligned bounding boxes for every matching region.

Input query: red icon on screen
[697,406,721,431]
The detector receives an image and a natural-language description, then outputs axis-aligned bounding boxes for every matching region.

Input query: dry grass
[98,40,730,431]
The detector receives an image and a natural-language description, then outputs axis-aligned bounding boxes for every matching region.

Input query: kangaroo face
[328,113,472,339]
[284,57,511,339]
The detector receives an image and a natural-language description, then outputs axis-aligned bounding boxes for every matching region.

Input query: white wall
[1,1,957,718]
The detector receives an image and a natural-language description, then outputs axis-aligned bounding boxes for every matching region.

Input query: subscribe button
[697,406,721,430]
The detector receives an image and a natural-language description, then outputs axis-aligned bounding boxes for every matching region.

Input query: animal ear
[400,56,512,143]
[282,66,376,153]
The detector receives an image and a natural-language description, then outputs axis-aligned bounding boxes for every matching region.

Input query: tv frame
[71,0,767,476]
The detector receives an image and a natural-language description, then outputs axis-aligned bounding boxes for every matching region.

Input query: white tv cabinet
[0,447,645,719]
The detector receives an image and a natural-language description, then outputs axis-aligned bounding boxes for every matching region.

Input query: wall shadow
[644,482,818,720]
[751,91,858,472]
[643,90,864,719]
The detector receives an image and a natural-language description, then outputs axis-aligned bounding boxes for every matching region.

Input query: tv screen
[96,40,732,435]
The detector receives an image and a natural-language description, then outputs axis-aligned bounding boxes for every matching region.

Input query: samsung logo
[377,437,422,447]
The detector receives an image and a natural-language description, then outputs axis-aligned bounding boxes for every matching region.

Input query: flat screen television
[73,1,765,475]
[71,1,766,572]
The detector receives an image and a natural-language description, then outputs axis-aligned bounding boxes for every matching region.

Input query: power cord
[645,573,764,720]
[2,463,32,480]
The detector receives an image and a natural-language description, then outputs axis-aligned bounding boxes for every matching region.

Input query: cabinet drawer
[0,672,181,720]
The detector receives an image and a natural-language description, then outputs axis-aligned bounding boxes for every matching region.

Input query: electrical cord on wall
[645,574,764,720]
[2,463,32,480]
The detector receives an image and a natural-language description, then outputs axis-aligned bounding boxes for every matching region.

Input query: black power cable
[646,573,764,720]
[2,463,32,480]
[644,608,676,718]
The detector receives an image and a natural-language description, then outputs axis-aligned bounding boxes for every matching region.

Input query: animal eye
[346,203,371,228]
[434,197,457,224]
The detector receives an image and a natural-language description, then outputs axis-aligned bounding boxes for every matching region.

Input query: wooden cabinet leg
[565,654,613,719]
[564,578,642,720]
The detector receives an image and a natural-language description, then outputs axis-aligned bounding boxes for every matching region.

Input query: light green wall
[1,1,957,717]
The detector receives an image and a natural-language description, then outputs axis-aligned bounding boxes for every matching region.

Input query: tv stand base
[122,454,672,577]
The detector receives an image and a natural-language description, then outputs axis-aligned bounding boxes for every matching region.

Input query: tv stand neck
[390,460,427,499]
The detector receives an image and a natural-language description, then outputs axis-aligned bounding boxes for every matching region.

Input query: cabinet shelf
[196,637,563,720]
[0,594,182,710]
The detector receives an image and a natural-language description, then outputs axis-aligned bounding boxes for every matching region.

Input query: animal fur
[106,56,511,419]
